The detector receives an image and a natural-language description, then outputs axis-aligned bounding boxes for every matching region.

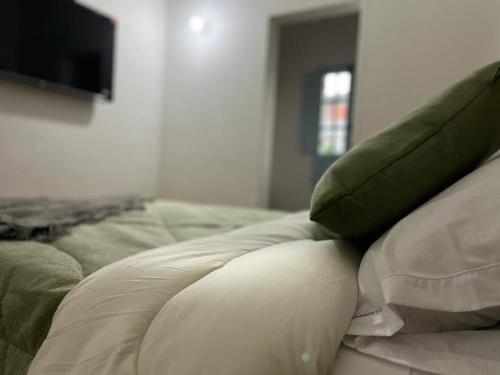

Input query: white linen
[349,157,500,336]
[28,213,360,375]
[344,330,500,375]
[333,345,434,375]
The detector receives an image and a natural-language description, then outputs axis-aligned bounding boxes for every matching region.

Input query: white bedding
[344,330,500,375]
[27,212,500,374]
[333,345,434,375]
[28,213,360,375]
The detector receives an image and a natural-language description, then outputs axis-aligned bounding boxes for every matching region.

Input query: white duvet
[28,213,361,375]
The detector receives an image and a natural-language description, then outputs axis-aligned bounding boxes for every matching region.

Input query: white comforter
[28,213,360,375]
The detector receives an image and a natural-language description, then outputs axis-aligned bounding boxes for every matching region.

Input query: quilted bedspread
[28,212,360,375]
[0,200,284,375]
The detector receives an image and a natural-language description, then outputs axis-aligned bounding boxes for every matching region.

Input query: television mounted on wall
[0,0,116,101]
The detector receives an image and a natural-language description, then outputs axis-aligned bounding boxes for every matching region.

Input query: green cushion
[310,61,500,242]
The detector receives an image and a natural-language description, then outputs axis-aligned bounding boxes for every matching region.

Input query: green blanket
[0,200,284,375]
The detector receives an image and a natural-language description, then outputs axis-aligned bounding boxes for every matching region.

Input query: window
[317,70,352,157]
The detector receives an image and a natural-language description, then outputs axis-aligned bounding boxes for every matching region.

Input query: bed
[23,206,500,375]
[7,61,500,375]
[0,200,285,375]
[0,199,443,375]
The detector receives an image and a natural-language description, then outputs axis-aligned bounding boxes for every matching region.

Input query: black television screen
[0,0,115,100]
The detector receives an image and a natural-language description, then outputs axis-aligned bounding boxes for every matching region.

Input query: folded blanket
[0,196,145,241]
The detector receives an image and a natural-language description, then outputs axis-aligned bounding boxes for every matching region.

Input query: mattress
[0,200,285,375]
[343,330,500,375]
[334,345,435,375]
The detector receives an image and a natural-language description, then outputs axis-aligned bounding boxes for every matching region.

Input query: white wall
[160,0,500,208]
[2,0,499,204]
[0,0,168,199]
[352,0,500,144]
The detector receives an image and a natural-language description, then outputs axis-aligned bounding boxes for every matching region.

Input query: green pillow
[310,61,500,242]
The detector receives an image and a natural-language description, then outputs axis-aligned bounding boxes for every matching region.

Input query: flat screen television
[0,0,115,100]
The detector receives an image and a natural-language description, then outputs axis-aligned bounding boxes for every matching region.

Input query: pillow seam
[379,260,500,282]
[492,65,500,84]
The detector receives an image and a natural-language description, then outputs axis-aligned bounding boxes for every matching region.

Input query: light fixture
[189,15,206,33]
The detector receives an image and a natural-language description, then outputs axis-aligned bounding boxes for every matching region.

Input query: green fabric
[310,61,500,242]
[0,200,284,375]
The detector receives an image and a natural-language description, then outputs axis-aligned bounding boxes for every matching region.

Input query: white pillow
[348,156,500,336]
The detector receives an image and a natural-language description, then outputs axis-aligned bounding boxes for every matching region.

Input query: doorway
[268,12,359,211]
